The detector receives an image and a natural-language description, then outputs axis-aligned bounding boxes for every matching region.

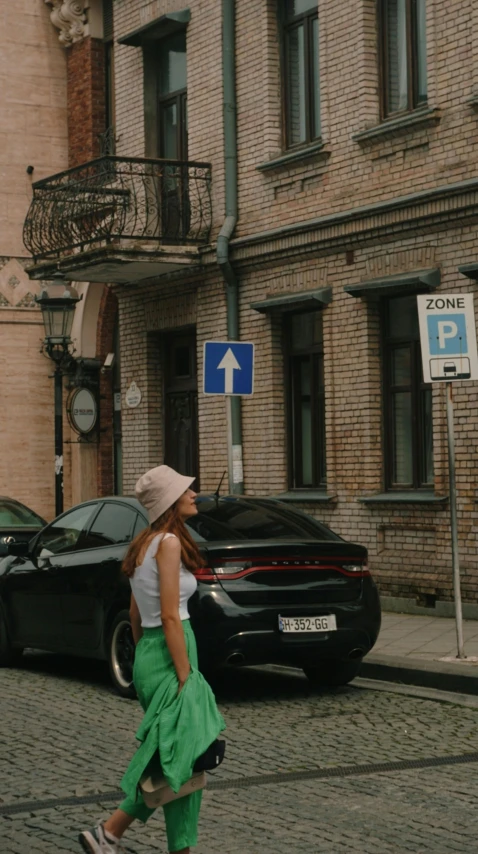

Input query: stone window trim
[251,287,332,315]
[274,490,336,504]
[344,267,440,300]
[352,106,441,146]
[256,141,331,174]
[358,492,448,506]
[117,10,190,47]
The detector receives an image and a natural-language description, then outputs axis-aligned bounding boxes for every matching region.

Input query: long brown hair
[122,501,204,578]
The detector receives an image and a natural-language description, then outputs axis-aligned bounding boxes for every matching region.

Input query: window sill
[257,142,331,173]
[358,492,448,506]
[274,490,336,504]
[352,107,441,145]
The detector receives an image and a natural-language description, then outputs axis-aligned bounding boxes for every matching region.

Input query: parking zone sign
[417,294,478,382]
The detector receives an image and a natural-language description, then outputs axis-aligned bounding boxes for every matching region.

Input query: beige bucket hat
[135,465,195,524]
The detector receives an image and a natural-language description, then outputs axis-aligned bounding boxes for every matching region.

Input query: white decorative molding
[45,1,88,47]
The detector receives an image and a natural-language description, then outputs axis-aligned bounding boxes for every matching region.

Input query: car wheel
[303,658,362,687]
[0,609,23,667]
[108,610,136,699]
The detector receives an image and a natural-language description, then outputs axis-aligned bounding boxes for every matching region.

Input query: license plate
[278,614,337,633]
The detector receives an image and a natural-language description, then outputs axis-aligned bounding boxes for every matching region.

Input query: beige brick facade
[16,0,478,612]
[104,0,478,613]
[0,1,69,520]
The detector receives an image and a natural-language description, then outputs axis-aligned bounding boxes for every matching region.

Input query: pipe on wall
[217,0,244,494]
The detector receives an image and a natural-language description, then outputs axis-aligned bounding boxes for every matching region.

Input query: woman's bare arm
[156,537,191,686]
[129,594,143,645]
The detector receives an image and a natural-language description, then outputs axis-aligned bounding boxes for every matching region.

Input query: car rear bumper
[190,578,381,670]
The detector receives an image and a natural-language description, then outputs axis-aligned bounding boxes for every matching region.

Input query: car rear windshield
[187,498,340,542]
[0,499,44,527]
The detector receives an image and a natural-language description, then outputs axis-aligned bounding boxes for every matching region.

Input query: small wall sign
[125,381,142,408]
[69,387,98,435]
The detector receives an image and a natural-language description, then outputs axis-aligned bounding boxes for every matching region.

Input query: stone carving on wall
[45,1,88,46]
[0,259,41,308]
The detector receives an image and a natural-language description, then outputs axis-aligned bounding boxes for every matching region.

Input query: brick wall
[67,37,106,167]
[82,0,478,607]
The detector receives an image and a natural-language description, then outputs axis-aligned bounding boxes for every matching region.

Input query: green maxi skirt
[119,620,226,852]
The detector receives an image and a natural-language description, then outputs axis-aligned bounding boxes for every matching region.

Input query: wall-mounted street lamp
[36,282,82,516]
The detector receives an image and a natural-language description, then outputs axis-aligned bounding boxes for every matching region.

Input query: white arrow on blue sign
[203,341,254,396]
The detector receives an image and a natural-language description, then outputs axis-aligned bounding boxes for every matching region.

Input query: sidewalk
[361,611,478,695]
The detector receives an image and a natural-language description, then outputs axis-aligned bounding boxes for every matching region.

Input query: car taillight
[193,566,217,581]
[342,563,370,577]
[193,562,252,581]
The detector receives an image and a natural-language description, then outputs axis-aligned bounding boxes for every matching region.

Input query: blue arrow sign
[203,341,254,396]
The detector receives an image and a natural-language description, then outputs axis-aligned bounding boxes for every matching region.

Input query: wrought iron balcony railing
[23,156,212,262]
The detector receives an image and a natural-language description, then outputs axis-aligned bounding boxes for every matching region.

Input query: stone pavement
[2,653,478,853]
[361,611,478,695]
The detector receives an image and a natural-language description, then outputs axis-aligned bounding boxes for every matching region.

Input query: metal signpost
[417,294,478,659]
[203,341,254,492]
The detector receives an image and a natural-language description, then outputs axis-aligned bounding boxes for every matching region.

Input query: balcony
[23,156,212,283]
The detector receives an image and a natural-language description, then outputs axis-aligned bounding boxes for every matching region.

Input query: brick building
[25,0,478,613]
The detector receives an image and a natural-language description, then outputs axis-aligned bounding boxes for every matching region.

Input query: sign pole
[226,396,234,494]
[445,381,465,659]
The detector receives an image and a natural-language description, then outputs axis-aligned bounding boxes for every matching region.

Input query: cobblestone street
[1,654,478,853]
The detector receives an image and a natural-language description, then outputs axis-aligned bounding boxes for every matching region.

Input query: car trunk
[201,540,368,606]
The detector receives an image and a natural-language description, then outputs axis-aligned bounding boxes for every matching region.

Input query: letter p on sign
[438,321,458,349]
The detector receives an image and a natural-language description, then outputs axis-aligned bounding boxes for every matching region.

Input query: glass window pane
[160,102,178,160]
[291,311,323,351]
[286,0,317,17]
[312,16,321,138]
[392,391,413,484]
[392,347,411,385]
[84,503,136,548]
[388,295,420,340]
[187,497,338,541]
[301,359,311,395]
[287,24,306,145]
[421,387,433,484]
[36,504,98,559]
[301,399,313,485]
[386,0,408,112]
[0,500,44,527]
[158,33,187,95]
[175,345,191,378]
[415,0,427,103]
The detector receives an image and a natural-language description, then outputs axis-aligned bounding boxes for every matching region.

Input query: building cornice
[224,177,478,267]
[45,0,88,46]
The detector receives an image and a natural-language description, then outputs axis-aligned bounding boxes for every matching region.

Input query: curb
[361,653,478,697]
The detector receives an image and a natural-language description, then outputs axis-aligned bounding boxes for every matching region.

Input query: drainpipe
[217,0,244,494]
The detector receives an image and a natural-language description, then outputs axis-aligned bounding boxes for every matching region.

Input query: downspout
[218,0,244,494]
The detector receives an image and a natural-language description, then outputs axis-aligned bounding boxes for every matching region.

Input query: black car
[0,495,381,697]
[0,497,46,557]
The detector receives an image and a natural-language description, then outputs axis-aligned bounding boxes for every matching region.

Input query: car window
[187,498,340,542]
[0,499,44,527]
[78,503,137,549]
[133,513,148,538]
[35,504,98,562]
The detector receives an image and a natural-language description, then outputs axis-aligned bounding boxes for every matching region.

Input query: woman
[79,465,226,854]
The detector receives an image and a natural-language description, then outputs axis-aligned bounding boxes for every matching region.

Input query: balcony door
[157,32,189,240]
[164,331,199,486]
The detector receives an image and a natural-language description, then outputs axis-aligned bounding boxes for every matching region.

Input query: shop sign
[125,381,142,408]
[69,388,97,435]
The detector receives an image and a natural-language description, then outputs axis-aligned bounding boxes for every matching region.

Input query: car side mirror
[7,541,30,557]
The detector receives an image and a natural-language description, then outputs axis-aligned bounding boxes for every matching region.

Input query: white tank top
[129,532,197,628]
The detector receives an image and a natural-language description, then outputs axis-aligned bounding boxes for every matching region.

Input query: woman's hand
[177,669,191,694]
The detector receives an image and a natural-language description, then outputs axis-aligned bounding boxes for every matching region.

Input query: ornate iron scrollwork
[23,156,212,261]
